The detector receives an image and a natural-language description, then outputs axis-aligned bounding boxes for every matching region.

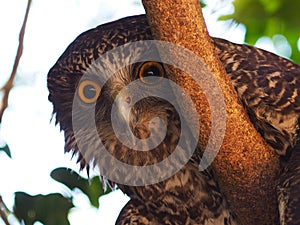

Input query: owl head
[47,15,199,186]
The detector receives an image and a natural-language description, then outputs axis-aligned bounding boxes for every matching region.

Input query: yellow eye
[78,80,101,103]
[139,62,165,84]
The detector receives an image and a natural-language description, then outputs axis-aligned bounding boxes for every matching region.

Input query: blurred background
[0,0,299,224]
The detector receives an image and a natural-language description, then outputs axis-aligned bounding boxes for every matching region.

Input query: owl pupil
[144,65,160,77]
[83,85,97,99]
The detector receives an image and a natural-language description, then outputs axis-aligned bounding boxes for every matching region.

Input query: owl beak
[114,93,136,146]
[115,93,133,125]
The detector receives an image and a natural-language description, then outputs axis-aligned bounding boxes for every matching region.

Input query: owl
[47,15,300,224]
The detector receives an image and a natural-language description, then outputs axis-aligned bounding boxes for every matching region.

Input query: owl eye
[78,80,101,103]
[139,62,165,84]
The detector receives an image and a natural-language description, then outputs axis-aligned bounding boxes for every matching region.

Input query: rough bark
[142,0,280,224]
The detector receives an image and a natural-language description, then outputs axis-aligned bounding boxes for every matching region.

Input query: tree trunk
[142,0,280,224]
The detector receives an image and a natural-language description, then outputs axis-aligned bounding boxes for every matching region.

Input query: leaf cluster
[1,166,111,225]
[220,0,300,62]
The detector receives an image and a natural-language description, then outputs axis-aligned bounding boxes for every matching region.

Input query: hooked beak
[115,93,132,125]
[113,91,136,147]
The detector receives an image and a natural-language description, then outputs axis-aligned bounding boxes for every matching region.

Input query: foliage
[0,143,11,158]
[51,167,112,208]
[10,168,111,225]
[220,0,300,62]
[14,192,73,225]
[199,0,206,8]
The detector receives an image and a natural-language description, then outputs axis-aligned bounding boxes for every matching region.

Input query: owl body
[213,38,300,156]
[48,15,300,224]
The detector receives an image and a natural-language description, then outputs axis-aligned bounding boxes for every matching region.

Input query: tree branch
[0,0,32,123]
[0,196,11,225]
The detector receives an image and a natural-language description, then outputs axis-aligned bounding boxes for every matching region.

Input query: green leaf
[199,0,207,8]
[219,0,300,62]
[51,167,112,208]
[14,192,73,225]
[0,143,11,158]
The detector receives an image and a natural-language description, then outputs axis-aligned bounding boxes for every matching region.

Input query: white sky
[0,0,252,224]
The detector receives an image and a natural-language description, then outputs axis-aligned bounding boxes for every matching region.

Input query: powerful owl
[47,15,300,224]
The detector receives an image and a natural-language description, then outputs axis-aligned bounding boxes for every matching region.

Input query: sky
[0,0,262,224]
